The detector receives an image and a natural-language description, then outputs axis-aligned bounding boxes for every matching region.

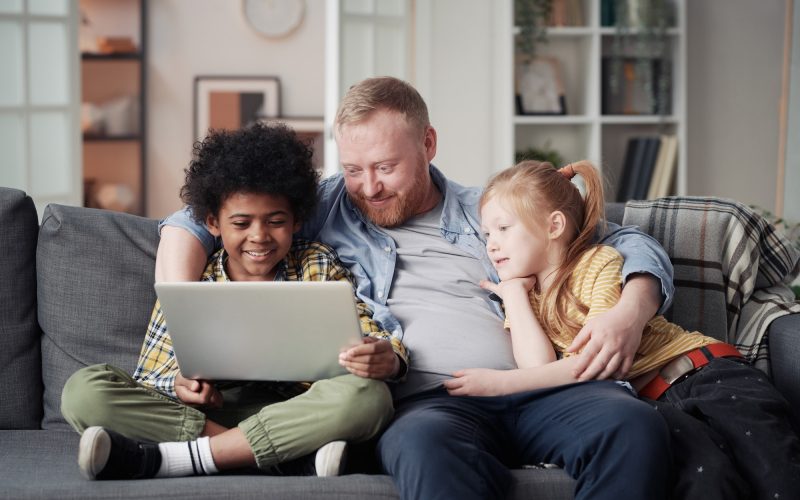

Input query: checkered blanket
[623,197,800,375]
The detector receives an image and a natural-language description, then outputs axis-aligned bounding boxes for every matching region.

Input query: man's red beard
[350,169,430,228]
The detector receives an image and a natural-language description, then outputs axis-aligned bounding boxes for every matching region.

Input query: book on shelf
[549,0,584,27]
[616,136,662,202]
[602,57,672,115]
[646,135,678,199]
[632,137,661,199]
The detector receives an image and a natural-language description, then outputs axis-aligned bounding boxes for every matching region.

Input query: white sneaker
[314,440,347,477]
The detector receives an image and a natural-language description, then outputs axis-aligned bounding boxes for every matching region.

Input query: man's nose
[362,170,382,198]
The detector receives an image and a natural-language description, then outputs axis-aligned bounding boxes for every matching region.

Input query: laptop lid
[153,281,363,381]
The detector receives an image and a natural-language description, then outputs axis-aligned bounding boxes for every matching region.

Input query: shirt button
[384,246,391,252]
[377,291,384,298]
[464,227,472,234]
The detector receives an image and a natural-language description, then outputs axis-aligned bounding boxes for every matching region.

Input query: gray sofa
[1,186,798,499]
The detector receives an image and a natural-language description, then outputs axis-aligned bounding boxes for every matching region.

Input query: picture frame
[260,116,325,171]
[515,56,567,115]
[193,76,281,143]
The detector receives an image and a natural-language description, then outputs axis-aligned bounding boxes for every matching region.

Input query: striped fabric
[505,245,719,378]
[133,239,407,398]
[623,197,800,375]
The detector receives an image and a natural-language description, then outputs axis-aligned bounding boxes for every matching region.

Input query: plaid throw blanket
[623,197,800,375]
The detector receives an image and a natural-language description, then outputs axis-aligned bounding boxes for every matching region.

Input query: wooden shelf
[81,52,142,61]
[83,134,141,142]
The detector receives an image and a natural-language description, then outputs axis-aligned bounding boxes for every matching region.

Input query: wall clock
[242,0,305,39]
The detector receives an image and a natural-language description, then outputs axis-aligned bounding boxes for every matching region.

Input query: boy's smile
[206,192,299,281]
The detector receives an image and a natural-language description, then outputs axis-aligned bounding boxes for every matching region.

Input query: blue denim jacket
[161,165,674,341]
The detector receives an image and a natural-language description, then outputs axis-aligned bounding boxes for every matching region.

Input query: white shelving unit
[493,0,687,201]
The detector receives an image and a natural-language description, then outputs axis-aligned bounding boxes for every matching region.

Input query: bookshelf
[79,0,147,215]
[493,0,687,201]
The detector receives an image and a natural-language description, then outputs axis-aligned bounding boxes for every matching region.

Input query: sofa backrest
[0,188,43,429]
[37,204,160,429]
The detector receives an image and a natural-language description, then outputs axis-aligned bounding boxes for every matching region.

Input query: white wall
[146,0,325,218]
[415,0,498,188]
[686,0,786,211]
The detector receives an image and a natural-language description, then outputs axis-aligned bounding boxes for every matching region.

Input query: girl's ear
[206,214,222,237]
[549,211,567,240]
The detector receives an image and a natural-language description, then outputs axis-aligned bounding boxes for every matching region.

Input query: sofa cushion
[37,205,159,429]
[0,430,575,499]
[0,188,43,429]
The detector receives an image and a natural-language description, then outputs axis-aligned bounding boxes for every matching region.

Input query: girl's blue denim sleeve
[599,221,675,315]
[158,206,219,257]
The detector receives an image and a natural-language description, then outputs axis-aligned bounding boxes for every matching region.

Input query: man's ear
[206,214,222,237]
[549,211,567,240]
[423,125,437,163]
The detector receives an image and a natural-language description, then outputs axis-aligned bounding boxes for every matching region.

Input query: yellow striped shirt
[504,245,718,378]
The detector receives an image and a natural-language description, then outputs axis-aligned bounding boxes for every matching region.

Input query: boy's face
[206,192,299,281]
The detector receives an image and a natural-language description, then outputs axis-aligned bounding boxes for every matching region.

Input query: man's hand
[566,274,660,381]
[339,337,400,380]
[443,369,509,397]
[479,276,536,300]
[175,372,223,408]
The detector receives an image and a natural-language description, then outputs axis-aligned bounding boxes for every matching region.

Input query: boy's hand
[479,276,536,300]
[339,337,400,380]
[175,372,223,408]
[444,369,508,397]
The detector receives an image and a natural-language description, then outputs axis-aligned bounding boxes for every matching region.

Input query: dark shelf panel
[81,52,142,61]
[83,134,141,142]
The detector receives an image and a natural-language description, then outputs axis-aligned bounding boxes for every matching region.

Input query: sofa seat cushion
[37,205,160,429]
[0,188,43,429]
[0,430,575,499]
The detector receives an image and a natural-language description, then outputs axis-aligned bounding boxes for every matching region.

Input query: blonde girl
[443,160,800,500]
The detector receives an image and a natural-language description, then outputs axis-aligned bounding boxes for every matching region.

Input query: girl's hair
[480,160,606,338]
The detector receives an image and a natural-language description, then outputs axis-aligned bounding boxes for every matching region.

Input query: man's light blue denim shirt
[161,165,674,343]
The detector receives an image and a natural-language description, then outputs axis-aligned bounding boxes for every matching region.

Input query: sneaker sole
[78,426,111,480]
[314,441,347,477]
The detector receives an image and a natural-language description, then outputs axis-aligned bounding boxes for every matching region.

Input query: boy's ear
[206,214,222,237]
[548,211,567,240]
[293,220,302,233]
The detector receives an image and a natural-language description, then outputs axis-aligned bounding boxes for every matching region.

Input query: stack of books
[616,135,678,202]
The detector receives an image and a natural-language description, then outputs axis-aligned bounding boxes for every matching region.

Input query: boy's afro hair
[181,122,319,224]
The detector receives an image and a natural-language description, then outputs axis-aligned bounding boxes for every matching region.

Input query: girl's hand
[479,276,536,300]
[443,368,510,397]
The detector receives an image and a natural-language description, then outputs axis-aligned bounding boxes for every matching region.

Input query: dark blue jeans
[649,357,800,500]
[377,380,670,500]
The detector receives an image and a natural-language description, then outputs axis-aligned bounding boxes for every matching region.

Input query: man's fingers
[571,342,600,377]
[598,353,622,380]
[343,339,391,358]
[567,326,591,353]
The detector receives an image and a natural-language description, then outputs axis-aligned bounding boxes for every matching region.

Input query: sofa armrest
[768,313,800,429]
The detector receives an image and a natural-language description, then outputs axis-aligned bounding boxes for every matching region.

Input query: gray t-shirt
[383,201,516,400]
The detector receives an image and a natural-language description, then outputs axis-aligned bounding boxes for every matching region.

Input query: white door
[324,0,412,177]
[0,0,81,216]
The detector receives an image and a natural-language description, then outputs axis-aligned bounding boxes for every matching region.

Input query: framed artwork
[515,57,567,115]
[260,116,325,170]
[194,76,281,142]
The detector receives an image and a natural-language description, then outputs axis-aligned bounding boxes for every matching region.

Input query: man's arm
[566,223,673,380]
[155,206,218,282]
[155,226,208,282]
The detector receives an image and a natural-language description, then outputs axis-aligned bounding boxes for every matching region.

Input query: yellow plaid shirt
[133,239,407,398]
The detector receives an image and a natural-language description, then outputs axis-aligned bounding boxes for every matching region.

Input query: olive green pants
[61,364,393,470]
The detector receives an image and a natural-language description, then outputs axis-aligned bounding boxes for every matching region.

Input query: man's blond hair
[335,76,430,136]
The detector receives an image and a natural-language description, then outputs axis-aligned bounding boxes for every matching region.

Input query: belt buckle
[659,355,696,385]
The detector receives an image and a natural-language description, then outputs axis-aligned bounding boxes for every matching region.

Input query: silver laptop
[153,281,363,381]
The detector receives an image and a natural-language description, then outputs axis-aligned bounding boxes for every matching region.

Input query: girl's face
[480,197,550,281]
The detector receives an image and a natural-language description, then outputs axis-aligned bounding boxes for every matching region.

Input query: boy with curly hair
[61,123,405,480]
